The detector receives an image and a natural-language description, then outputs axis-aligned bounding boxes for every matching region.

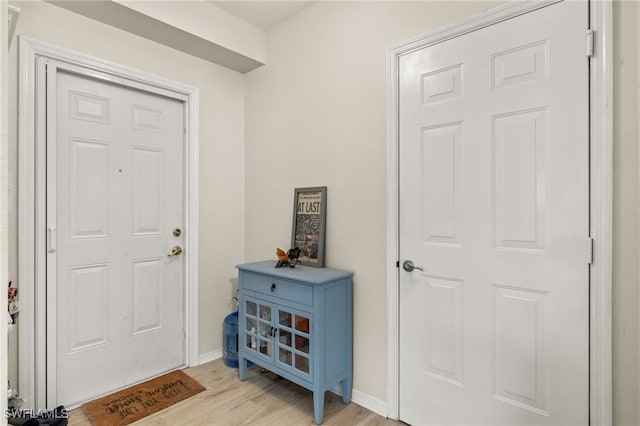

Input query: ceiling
[208,1,317,30]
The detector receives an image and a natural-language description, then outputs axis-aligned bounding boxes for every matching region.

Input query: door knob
[168,246,183,257]
[402,260,424,272]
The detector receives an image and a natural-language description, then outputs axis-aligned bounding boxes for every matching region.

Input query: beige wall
[612,1,640,424]
[1,0,10,415]
[243,0,504,404]
[7,0,246,386]
[244,0,640,422]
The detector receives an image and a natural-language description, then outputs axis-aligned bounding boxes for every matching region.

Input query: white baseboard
[198,349,222,365]
[351,388,388,419]
[329,383,388,419]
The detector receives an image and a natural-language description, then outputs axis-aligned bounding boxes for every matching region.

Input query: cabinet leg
[313,390,325,424]
[239,356,247,381]
[341,376,352,404]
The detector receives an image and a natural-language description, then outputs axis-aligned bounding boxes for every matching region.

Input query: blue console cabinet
[236,261,353,424]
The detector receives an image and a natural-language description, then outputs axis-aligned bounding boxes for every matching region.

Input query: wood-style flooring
[68,358,401,425]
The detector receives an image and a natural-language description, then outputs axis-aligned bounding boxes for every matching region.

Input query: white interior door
[48,67,186,407]
[398,2,589,425]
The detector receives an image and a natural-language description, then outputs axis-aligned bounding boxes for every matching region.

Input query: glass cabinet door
[243,298,274,360]
[277,309,311,377]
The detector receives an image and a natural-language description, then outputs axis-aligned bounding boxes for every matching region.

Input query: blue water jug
[223,311,239,368]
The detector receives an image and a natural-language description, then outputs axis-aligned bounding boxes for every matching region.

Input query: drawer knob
[271,283,276,292]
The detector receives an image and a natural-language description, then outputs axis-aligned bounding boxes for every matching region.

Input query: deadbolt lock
[172,228,182,237]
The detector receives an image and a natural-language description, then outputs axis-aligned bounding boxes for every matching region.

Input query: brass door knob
[168,246,183,257]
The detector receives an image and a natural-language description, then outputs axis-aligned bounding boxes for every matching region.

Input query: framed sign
[291,186,327,267]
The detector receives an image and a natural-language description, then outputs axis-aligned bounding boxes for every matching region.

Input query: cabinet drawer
[241,271,313,306]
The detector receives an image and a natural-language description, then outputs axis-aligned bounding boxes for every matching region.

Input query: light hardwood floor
[68,359,401,425]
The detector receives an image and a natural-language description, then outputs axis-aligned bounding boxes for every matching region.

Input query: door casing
[18,37,201,409]
[386,0,612,424]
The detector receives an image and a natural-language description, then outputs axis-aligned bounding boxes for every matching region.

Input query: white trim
[198,349,223,366]
[589,1,613,424]
[329,384,389,419]
[386,0,612,423]
[18,36,200,409]
[351,389,388,419]
[385,33,400,419]
[8,5,20,48]
[185,73,201,372]
[387,0,560,56]
[44,60,58,405]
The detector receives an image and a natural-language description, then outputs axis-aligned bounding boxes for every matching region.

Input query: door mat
[82,370,205,426]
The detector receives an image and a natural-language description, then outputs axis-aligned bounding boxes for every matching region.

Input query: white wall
[243,0,504,404]
[7,0,246,386]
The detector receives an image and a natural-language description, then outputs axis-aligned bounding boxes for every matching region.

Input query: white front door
[398,2,589,425]
[48,68,186,407]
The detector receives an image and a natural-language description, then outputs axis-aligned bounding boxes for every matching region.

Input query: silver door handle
[402,260,424,272]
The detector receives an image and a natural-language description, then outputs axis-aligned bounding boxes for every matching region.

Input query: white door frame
[18,37,201,409]
[386,1,613,424]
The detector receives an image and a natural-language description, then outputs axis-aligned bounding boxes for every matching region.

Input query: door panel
[132,147,164,235]
[68,138,109,239]
[67,264,109,352]
[398,2,589,425]
[276,308,312,378]
[493,286,548,414]
[422,276,463,385]
[243,297,273,361]
[52,69,186,407]
[132,259,164,335]
[421,123,463,246]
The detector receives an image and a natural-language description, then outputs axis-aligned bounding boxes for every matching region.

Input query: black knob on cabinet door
[271,283,276,292]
